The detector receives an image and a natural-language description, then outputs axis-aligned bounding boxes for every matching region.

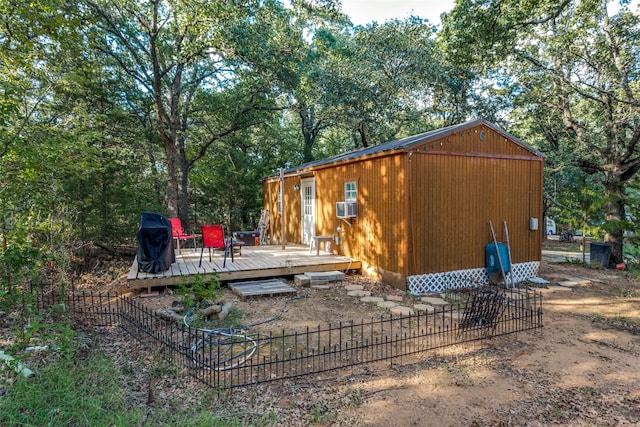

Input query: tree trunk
[602,177,625,265]
[165,141,179,218]
[226,195,234,234]
[356,122,368,148]
[300,107,319,163]
[177,157,191,231]
[149,3,181,220]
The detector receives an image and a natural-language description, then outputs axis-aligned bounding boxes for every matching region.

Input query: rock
[559,278,591,287]
[390,306,414,316]
[218,302,233,320]
[413,304,434,313]
[348,290,371,297]
[527,277,550,285]
[202,304,222,318]
[361,296,384,304]
[545,285,573,292]
[155,308,183,323]
[421,297,448,305]
[377,301,398,309]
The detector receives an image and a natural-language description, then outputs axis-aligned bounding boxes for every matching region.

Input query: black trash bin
[136,212,175,273]
[590,242,612,269]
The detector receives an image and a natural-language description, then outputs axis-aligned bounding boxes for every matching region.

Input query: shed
[263,119,544,293]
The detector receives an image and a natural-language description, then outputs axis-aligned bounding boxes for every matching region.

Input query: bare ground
[8,242,640,426]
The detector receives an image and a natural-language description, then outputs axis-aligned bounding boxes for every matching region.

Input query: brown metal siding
[263,180,279,242]
[409,130,543,275]
[312,154,408,277]
[263,176,303,244]
[419,124,540,159]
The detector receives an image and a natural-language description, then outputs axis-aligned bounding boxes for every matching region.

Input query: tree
[441,0,640,264]
[0,0,93,295]
[321,16,481,149]
[264,0,350,162]
[81,0,293,229]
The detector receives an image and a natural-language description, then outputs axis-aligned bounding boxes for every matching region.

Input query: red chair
[199,224,234,268]
[168,217,197,254]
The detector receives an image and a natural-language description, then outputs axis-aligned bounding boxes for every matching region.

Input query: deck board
[127,245,361,291]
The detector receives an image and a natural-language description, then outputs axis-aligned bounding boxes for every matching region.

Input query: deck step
[303,271,345,282]
[229,279,297,299]
[294,274,311,286]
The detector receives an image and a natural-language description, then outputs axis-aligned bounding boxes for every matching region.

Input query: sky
[340,0,639,26]
[340,0,456,26]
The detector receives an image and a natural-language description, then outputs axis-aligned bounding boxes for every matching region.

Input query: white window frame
[344,181,357,201]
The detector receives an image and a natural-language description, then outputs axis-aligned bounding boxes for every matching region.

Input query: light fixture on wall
[294,185,300,191]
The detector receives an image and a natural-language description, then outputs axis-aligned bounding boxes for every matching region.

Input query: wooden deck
[127,245,361,291]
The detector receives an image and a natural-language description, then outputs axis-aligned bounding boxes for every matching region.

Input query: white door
[300,178,316,245]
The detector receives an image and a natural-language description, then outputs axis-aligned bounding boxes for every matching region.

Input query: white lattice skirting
[407,261,540,295]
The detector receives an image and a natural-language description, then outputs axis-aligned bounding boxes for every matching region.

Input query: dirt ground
[63,243,640,425]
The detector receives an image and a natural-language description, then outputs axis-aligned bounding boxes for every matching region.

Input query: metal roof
[271,119,543,177]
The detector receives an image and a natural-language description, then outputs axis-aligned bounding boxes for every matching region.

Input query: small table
[310,236,333,255]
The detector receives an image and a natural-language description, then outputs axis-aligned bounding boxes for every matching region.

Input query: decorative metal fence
[38,286,543,390]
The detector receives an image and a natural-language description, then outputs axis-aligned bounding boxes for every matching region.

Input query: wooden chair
[168,217,197,254]
[199,224,234,268]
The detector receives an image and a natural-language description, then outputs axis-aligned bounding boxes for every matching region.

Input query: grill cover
[136,212,175,273]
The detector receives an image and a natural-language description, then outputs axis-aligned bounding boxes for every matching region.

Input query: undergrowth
[0,352,146,426]
[0,345,276,426]
[0,287,263,427]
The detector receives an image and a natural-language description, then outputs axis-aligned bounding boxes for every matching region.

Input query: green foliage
[10,312,77,359]
[190,125,286,230]
[0,349,273,426]
[0,353,141,426]
[317,17,455,148]
[0,246,45,291]
[623,244,640,272]
[564,257,584,266]
[77,0,292,226]
[0,0,163,250]
[176,273,223,310]
[545,167,606,238]
[4,0,639,273]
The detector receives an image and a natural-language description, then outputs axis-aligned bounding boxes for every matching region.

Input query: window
[303,185,313,216]
[344,181,357,201]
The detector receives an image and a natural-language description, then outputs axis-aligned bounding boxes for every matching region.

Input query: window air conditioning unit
[336,201,357,218]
